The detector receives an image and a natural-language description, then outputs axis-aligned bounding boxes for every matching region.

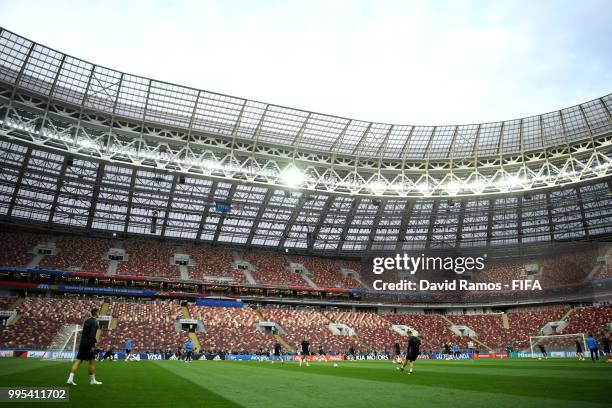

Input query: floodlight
[280,167,306,187]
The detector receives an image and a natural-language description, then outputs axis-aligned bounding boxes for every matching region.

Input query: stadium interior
[0,26,610,360]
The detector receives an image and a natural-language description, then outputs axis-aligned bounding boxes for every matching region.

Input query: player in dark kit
[575,338,584,360]
[100,346,116,362]
[67,308,102,385]
[600,333,610,361]
[399,332,421,375]
[538,344,548,359]
[300,338,310,367]
[271,341,283,365]
[394,342,402,364]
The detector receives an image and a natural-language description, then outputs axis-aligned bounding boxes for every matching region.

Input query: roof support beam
[213,184,237,243]
[425,200,440,250]
[337,197,361,254]
[309,195,335,252]
[6,147,32,218]
[396,200,415,251]
[574,187,589,237]
[47,155,71,224]
[486,198,495,247]
[160,174,179,238]
[366,199,386,252]
[246,188,275,246]
[545,192,555,241]
[456,200,466,244]
[86,162,105,230]
[123,168,137,233]
[517,196,523,244]
[278,192,308,249]
[196,181,218,241]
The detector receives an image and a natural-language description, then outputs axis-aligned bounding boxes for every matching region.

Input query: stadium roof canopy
[0,27,611,254]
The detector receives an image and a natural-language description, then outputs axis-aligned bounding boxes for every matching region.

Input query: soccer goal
[529,333,586,358]
[42,324,82,360]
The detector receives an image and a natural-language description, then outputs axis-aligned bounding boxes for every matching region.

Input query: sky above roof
[2,0,611,125]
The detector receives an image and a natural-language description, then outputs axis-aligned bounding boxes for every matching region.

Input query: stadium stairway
[179,265,189,280]
[319,311,334,324]
[188,332,201,352]
[274,335,293,352]
[181,306,191,319]
[255,307,294,351]
[100,301,110,316]
[27,254,44,269]
[352,334,368,351]
[559,307,575,325]
[441,315,493,352]
[556,307,577,334]
[10,298,23,310]
[107,259,118,275]
[337,261,370,290]
[252,307,265,321]
[501,313,510,329]
[300,273,319,289]
[96,301,110,342]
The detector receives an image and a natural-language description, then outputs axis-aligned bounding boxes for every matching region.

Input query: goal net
[42,324,82,360]
[529,333,586,358]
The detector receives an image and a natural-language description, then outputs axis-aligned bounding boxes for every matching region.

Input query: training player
[538,344,548,359]
[348,345,356,361]
[318,345,326,362]
[300,338,310,367]
[575,337,585,360]
[124,338,133,361]
[271,341,283,364]
[185,339,193,362]
[394,341,402,364]
[100,345,116,362]
[600,332,610,361]
[66,308,102,385]
[587,333,598,362]
[399,331,421,375]
[452,342,460,359]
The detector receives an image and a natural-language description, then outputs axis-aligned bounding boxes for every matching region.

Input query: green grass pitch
[0,358,610,407]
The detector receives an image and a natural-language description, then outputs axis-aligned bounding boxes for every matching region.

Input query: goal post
[529,333,586,358]
[42,324,82,361]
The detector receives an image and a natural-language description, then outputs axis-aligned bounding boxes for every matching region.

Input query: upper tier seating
[0,232,50,267]
[243,250,304,286]
[0,297,17,310]
[185,244,244,283]
[116,240,180,279]
[38,236,111,272]
[291,256,363,289]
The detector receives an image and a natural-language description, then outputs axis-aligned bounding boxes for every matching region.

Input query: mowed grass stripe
[0,360,242,408]
[160,360,610,408]
[229,360,611,404]
[0,358,64,377]
[309,359,608,379]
